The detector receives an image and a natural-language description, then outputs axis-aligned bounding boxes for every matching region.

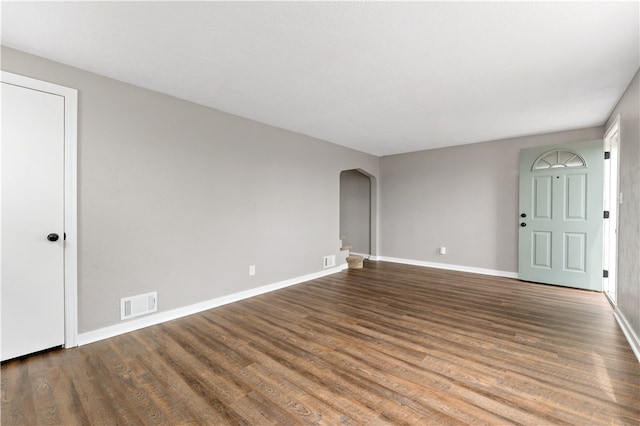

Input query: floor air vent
[120,291,157,320]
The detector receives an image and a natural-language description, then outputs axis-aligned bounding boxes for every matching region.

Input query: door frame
[603,115,621,305]
[340,169,371,257]
[1,71,78,348]
[339,168,377,259]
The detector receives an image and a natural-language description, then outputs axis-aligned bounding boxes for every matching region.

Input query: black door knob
[47,233,59,242]
[520,213,527,218]
[520,223,527,227]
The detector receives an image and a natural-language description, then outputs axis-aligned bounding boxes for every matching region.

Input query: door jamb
[603,115,620,306]
[1,71,78,348]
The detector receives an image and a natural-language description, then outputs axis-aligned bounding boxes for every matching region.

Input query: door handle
[520,223,527,227]
[47,233,59,242]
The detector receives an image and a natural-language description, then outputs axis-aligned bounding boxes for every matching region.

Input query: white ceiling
[2,2,639,156]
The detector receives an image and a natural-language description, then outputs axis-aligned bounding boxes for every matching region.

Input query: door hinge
[603,270,609,278]
[604,151,611,160]
[604,211,610,219]
[64,232,67,240]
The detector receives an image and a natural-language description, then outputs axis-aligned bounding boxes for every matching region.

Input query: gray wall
[1,46,380,333]
[5,44,638,347]
[340,170,371,254]
[379,127,604,273]
[605,68,640,342]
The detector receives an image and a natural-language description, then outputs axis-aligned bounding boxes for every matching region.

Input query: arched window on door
[532,149,586,171]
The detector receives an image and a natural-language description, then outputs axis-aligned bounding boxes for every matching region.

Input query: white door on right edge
[518,140,603,291]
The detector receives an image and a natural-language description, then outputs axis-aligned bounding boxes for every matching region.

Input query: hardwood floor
[2,261,639,425]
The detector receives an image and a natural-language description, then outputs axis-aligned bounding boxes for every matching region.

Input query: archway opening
[340,169,375,258]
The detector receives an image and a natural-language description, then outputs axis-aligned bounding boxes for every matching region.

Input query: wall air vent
[324,255,336,268]
[120,291,157,320]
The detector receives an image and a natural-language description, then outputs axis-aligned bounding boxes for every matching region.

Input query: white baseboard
[77,264,348,346]
[345,253,380,261]
[350,252,370,259]
[376,256,519,279]
[613,309,640,363]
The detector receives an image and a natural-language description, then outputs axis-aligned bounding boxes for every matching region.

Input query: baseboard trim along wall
[376,256,519,279]
[76,257,639,364]
[350,252,371,259]
[78,264,348,346]
[614,308,640,363]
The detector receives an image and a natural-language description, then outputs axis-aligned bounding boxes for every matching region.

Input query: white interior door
[518,140,604,291]
[1,81,66,361]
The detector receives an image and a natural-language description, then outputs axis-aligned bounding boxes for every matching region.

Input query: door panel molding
[532,231,552,268]
[533,176,553,219]
[565,174,587,220]
[564,232,586,272]
[1,71,78,348]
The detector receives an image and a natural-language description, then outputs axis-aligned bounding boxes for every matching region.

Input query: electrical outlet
[439,246,447,255]
[249,265,256,276]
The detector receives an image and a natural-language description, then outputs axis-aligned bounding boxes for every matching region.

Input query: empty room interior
[2,2,640,425]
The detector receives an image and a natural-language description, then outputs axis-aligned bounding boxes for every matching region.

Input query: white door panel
[1,82,65,361]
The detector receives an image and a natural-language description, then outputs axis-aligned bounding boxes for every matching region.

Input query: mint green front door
[518,140,603,291]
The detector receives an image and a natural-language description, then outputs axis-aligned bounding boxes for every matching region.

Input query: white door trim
[1,71,78,348]
[603,115,621,306]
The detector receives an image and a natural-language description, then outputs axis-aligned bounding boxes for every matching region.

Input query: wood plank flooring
[2,261,639,425]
